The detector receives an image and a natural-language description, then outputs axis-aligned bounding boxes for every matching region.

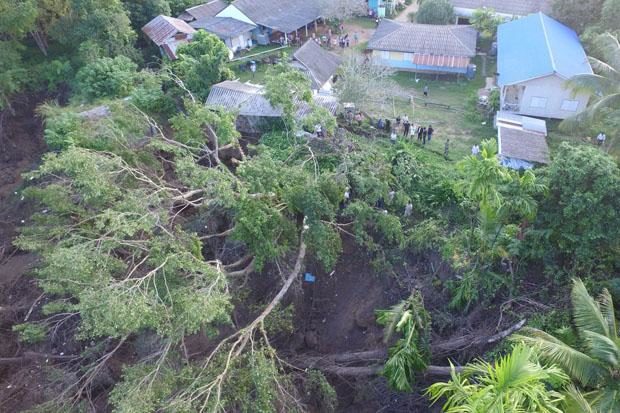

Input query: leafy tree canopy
[416,0,455,25]
[172,30,233,100]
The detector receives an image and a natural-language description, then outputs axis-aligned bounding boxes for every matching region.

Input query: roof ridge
[538,12,557,74]
[449,25,475,55]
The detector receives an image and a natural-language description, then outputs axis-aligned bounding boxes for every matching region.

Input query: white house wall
[216,5,254,25]
[513,74,590,119]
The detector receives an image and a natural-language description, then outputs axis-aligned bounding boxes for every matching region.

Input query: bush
[75,56,138,100]
[416,0,454,24]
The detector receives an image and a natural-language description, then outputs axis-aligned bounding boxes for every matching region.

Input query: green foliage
[416,0,455,24]
[12,323,47,344]
[171,101,239,147]
[121,0,170,32]
[49,0,137,59]
[601,0,620,32]
[301,104,338,136]
[552,0,605,33]
[15,146,231,341]
[444,140,547,309]
[172,30,233,100]
[513,278,620,412]
[376,291,431,392]
[0,40,28,109]
[427,344,569,413]
[130,70,176,116]
[264,57,312,129]
[305,370,338,413]
[532,143,620,271]
[471,8,503,39]
[75,55,138,99]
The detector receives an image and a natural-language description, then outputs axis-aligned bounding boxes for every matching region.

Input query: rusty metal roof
[142,15,196,46]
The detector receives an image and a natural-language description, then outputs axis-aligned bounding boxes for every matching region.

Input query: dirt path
[395,1,419,22]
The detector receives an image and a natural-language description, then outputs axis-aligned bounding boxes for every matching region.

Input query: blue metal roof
[497,13,592,86]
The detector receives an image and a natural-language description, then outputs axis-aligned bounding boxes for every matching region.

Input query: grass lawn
[367,56,498,161]
[345,17,377,30]
[228,46,295,83]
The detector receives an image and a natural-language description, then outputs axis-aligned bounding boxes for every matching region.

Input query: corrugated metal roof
[231,0,321,33]
[451,0,551,16]
[180,0,228,21]
[191,16,255,37]
[498,125,550,164]
[413,54,470,69]
[142,15,196,46]
[496,111,547,135]
[206,80,338,118]
[293,40,341,89]
[368,20,477,56]
[497,13,592,86]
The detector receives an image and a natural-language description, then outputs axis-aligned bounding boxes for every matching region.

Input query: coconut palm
[426,344,569,413]
[563,33,620,124]
[513,278,620,412]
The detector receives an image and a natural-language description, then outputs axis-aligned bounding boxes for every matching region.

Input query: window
[404,52,413,61]
[381,50,390,60]
[561,99,579,112]
[530,97,547,108]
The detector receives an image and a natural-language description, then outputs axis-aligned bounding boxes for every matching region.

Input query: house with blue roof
[497,12,593,119]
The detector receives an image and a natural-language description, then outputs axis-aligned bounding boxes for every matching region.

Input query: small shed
[292,40,342,94]
[367,20,477,77]
[496,112,549,169]
[142,15,196,60]
[190,17,255,52]
[206,80,338,134]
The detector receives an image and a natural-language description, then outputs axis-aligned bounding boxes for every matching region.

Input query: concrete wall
[506,74,590,119]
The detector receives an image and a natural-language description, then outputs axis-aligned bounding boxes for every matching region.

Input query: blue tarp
[497,13,592,87]
[304,273,316,283]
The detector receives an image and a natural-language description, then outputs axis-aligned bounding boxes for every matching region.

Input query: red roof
[142,15,195,46]
[412,54,471,69]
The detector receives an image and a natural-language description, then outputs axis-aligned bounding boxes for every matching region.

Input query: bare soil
[0,95,47,412]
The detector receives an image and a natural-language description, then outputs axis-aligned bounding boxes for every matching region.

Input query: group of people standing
[391,115,434,145]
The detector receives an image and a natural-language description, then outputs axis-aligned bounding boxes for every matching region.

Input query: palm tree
[563,33,620,125]
[427,344,569,413]
[513,278,620,412]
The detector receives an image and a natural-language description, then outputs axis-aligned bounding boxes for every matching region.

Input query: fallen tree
[291,319,527,378]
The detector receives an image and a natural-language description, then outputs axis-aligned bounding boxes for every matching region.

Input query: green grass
[228,46,295,83]
[345,17,377,29]
[367,56,498,160]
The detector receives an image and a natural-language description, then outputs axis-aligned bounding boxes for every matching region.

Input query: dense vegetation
[0,0,619,412]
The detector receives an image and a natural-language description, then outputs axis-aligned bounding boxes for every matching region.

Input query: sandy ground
[395,1,420,22]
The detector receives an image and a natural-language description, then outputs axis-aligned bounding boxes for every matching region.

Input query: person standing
[597,132,607,146]
[427,125,434,142]
[403,120,410,137]
[423,85,429,97]
[422,127,427,144]
[404,202,413,217]
[417,126,423,141]
[471,144,480,156]
[444,139,450,159]
[390,128,397,144]
[315,124,323,138]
